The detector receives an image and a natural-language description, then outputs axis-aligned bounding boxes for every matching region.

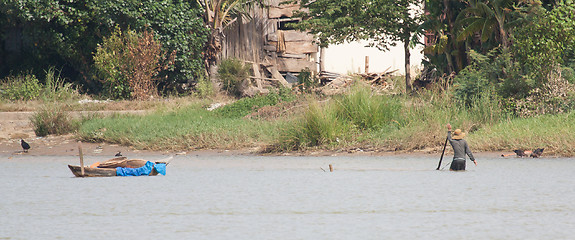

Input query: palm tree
[455,0,514,49]
[197,0,263,89]
[422,0,468,73]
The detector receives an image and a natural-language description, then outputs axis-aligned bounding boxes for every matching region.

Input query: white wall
[322,40,424,75]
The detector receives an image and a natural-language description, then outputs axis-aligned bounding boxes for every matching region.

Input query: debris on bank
[317,69,397,95]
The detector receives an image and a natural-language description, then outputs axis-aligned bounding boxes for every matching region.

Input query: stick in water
[78,141,85,177]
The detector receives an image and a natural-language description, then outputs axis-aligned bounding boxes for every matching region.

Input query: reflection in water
[1,154,574,239]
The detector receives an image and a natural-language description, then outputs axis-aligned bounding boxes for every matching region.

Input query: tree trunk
[443,0,455,73]
[404,37,412,92]
[206,30,222,92]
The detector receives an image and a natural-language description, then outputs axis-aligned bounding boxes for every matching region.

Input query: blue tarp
[116,161,166,176]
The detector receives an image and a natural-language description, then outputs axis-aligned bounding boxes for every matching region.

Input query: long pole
[78,141,85,177]
[436,137,448,170]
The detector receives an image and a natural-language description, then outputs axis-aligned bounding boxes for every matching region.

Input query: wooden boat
[68,165,122,177]
[68,156,172,177]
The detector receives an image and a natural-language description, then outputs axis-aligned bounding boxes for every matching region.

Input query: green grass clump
[274,101,349,151]
[31,104,80,137]
[334,83,403,130]
[214,88,296,118]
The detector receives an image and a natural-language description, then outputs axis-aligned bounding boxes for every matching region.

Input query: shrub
[514,76,575,117]
[217,58,251,96]
[193,75,214,98]
[297,68,318,93]
[0,73,42,101]
[31,105,79,136]
[94,27,174,100]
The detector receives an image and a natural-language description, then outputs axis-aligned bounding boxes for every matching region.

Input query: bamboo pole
[365,56,369,73]
[78,141,85,177]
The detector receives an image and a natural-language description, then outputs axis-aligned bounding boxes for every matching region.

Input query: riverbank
[0,130,518,161]
[2,87,572,158]
[0,109,564,159]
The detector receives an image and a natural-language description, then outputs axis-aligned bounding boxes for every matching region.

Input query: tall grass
[273,83,509,152]
[41,67,80,101]
[274,101,349,151]
[471,111,575,156]
[31,104,80,137]
[334,83,403,130]
[0,67,80,102]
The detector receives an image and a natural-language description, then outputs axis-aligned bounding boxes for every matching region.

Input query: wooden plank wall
[221,8,271,63]
[220,1,318,74]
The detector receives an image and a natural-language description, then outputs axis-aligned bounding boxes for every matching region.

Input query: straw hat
[453,129,465,140]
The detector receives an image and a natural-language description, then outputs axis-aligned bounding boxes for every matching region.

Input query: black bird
[115,151,122,157]
[20,139,30,153]
[531,148,544,158]
[513,149,527,157]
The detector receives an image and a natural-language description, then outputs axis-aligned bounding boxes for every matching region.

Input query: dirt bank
[0,111,157,157]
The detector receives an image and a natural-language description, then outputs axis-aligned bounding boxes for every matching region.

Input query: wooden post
[252,63,263,89]
[78,141,85,177]
[365,56,369,73]
[329,164,333,172]
[320,47,326,73]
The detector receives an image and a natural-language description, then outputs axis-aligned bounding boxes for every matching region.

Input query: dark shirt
[447,131,475,161]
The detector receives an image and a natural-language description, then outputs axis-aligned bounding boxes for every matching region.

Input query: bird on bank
[500,148,545,158]
[513,149,528,157]
[530,148,544,158]
[115,151,122,157]
[20,139,30,153]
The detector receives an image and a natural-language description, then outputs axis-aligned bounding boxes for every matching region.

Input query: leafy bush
[297,68,318,93]
[0,73,42,101]
[217,58,251,96]
[0,1,207,95]
[193,75,214,98]
[94,27,174,100]
[514,77,575,117]
[31,104,79,136]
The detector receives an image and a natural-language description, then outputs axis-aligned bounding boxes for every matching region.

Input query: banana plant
[455,0,514,49]
[197,0,264,87]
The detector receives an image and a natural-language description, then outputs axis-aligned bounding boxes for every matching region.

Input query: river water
[1,153,574,239]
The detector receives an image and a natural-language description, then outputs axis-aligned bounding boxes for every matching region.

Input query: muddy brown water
[1,154,574,239]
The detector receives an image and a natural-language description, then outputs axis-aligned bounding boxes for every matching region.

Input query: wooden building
[221,0,318,88]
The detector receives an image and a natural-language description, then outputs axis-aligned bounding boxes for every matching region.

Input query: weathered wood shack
[221,0,318,89]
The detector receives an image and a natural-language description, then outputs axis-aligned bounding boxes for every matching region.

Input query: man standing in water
[447,124,477,171]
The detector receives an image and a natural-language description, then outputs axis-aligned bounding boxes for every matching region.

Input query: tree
[0,0,206,94]
[455,0,515,49]
[196,0,263,91]
[292,0,424,91]
[512,0,575,86]
[421,0,469,74]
